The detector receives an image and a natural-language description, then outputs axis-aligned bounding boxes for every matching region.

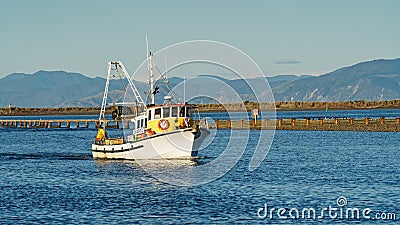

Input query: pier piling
[291,118,296,126]
[334,118,339,125]
[277,119,282,128]
[306,118,310,127]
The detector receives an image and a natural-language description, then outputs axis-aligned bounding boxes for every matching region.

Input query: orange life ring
[158,119,170,130]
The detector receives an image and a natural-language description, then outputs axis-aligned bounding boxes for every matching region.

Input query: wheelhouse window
[154,108,161,119]
[179,107,186,117]
[163,107,170,118]
[171,107,178,117]
[148,109,153,121]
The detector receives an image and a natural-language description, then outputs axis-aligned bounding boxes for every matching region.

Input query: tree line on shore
[198,100,400,111]
[1,100,399,116]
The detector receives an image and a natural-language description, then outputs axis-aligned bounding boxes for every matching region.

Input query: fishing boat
[91,42,210,160]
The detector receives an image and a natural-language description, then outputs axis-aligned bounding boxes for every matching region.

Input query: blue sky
[0,0,399,78]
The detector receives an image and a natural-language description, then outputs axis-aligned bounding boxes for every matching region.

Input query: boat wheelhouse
[138,104,196,133]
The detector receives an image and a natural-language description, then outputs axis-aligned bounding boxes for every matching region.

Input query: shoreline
[1,100,399,116]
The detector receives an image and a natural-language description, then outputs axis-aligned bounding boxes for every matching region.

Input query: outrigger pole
[98,61,146,126]
[99,62,112,124]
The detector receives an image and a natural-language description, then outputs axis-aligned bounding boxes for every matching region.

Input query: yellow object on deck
[96,128,105,140]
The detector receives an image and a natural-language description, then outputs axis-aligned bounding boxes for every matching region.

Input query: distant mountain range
[274,58,400,102]
[0,58,399,107]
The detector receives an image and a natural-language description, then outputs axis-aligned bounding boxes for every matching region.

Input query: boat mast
[146,35,155,105]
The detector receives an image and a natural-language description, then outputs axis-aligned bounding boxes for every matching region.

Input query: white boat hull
[91,128,210,160]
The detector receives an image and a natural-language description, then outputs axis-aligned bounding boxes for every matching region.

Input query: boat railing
[93,137,124,145]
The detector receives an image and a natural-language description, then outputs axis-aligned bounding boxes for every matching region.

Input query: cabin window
[138,119,142,128]
[171,107,178,117]
[155,108,161,119]
[179,107,186,117]
[148,109,152,121]
[163,107,170,118]
[144,118,147,127]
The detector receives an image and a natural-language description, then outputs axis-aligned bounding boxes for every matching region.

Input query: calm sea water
[0,111,399,224]
[202,108,400,120]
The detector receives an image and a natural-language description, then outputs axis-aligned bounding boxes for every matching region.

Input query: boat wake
[0,152,92,161]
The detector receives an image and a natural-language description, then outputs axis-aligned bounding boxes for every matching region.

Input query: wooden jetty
[0,119,120,129]
[1,117,399,132]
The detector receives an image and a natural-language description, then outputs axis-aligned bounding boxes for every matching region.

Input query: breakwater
[210,117,400,132]
[1,117,399,132]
